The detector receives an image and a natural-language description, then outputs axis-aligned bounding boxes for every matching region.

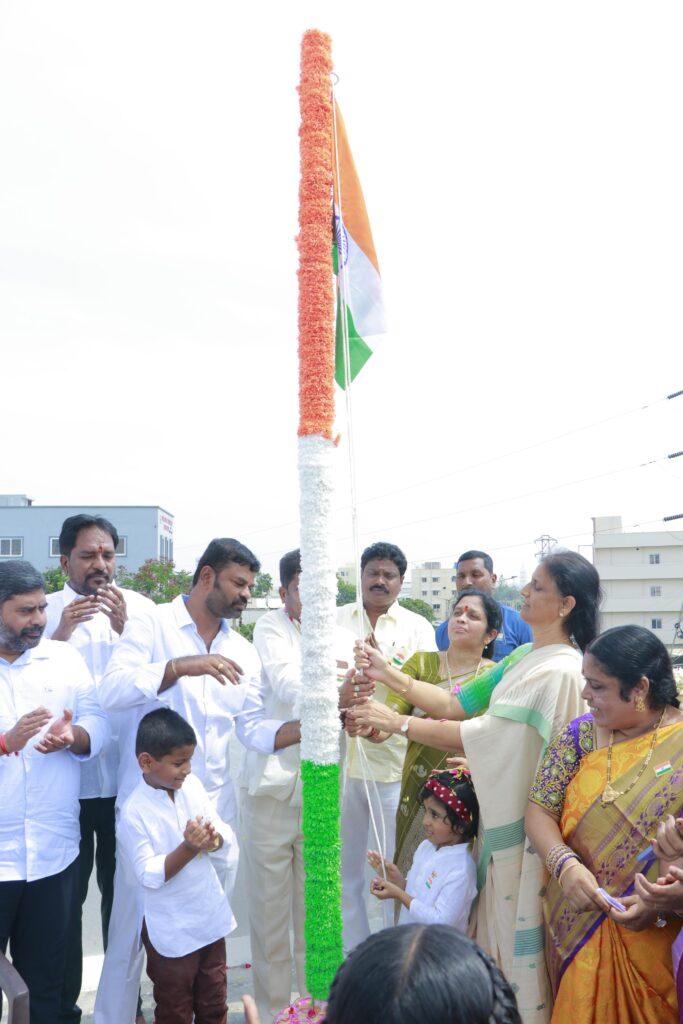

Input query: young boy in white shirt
[118,708,234,1024]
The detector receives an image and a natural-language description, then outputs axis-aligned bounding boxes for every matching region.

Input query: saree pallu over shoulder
[544,723,683,1004]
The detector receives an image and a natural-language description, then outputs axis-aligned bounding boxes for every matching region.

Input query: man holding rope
[337,541,436,951]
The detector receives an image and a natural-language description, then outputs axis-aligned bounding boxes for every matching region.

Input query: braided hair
[324,924,521,1024]
[471,942,523,1024]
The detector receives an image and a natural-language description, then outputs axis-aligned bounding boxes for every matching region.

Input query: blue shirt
[435,603,532,662]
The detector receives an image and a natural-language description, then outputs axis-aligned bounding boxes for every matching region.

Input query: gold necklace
[601,708,667,806]
[441,653,483,691]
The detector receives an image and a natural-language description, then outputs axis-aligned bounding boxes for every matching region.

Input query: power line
[334,454,669,542]
[176,390,679,547]
[337,391,676,508]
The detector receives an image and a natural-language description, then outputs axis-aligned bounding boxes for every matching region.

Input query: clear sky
[1,1,681,583]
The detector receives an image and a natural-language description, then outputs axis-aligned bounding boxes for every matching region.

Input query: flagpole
[296,28,343,1005]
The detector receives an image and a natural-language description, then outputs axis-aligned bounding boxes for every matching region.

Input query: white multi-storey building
[592,516,683,650]
[410,561,458,621]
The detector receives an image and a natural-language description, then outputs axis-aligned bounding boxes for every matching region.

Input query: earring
[634,695,646,713]
[559,611,565,618]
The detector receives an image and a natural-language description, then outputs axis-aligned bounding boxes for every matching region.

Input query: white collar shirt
[399,840,477,931]
[45,582,153,799]
[0,639,110,881]
[99,595,282,821]
[118,773,234,958]
[336,601,437,784]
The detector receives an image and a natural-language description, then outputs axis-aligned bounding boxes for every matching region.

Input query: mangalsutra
[601,708,666,806]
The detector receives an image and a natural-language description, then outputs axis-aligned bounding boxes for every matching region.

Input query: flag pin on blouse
[654,761,673,777]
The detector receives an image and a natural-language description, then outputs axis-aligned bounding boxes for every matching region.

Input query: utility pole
[534,535,557,561]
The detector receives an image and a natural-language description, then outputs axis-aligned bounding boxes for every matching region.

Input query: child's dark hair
[135,708,197,758]
[325,924,521,1024]
[419,768,479,841]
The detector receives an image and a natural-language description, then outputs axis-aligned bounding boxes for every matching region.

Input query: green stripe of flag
[335,299,372,388]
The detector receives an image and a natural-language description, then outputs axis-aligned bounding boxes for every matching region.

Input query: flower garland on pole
[295,27,343,1007]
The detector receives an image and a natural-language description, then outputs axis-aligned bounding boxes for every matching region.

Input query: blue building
[0,495,174,573]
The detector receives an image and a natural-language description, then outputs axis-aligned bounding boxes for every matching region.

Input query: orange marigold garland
[298,29,335,440]
[295,28,343,1007]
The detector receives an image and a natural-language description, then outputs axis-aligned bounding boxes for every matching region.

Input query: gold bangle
[401,676,414,698]
[557,859,581,889]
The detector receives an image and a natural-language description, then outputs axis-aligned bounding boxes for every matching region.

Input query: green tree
[494,581,523,610]
[116,559,193,604]
[235,621,255,643]
[252,572,273,598]
[42,566,69,594]
[399,597,436,624]
[336,576,356,606]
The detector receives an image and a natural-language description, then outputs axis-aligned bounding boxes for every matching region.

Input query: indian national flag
[333,104,387,388]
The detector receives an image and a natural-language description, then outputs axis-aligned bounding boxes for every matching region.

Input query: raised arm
[354,642,466,720]
[348,700,464,754]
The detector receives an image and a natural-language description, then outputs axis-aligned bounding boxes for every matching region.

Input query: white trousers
[93,818,239,1024]
[340,777,400,953]
[241,791,306,1023]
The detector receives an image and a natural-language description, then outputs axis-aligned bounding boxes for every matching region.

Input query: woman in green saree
[366,590,511,875]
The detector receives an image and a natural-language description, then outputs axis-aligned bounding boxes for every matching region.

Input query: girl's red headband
[424,768,473,824]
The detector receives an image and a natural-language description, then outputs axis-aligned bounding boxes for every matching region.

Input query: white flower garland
[298,433,341,766]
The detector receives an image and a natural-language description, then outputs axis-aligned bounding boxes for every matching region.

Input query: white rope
[332,81,387,877]
[354,730,388,879]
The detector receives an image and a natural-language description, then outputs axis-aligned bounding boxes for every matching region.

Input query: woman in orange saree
[526,625,683,1024]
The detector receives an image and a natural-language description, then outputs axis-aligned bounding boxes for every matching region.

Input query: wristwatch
[399,717,410,737]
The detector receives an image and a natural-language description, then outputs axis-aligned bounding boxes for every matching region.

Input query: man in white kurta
[44,513,152,1023]
[0,560,109,1024]
[336,542,436,951]
[93,538,300,1024]
[243,549,356,1021]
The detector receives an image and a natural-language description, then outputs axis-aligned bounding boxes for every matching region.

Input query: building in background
[337,563,358,588]
[0,494,174,572]
[592,516,683,653]
[410,561,457,621]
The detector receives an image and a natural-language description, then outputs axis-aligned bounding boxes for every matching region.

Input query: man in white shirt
[0,560,109,1024]
[45,514,152,1024]
[336,541,436,951]
[243,549,358,1021]
[94,537,300,1024]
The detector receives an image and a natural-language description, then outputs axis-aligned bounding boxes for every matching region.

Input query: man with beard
[0,560,109,1024]
[336,541,436,951]
[94,538,300,1024]
[45,514,152,1024]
